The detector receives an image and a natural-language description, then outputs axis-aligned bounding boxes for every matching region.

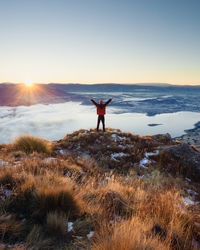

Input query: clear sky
[0,0,199,85]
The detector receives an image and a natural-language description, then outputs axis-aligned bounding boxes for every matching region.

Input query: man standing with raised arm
[90,97,113,132]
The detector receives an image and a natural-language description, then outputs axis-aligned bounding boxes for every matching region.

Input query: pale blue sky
[0,0,199,84]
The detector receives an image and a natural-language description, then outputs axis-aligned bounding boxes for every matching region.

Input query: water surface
[0,102,200,143]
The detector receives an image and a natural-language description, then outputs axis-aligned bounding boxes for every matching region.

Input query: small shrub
[13,135,51,154]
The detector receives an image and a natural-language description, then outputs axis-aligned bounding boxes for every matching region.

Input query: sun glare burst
[25,81,33,87]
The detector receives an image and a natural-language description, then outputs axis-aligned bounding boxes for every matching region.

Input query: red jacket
[91,99,112,115]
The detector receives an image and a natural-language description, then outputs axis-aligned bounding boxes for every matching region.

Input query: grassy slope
[0,129,199,249]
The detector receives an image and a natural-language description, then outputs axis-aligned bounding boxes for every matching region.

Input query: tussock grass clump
[13,135,51,154]
[7,181,81,223]
[7,180,37,218]
[91,217,169,250]
[33,186,80,221]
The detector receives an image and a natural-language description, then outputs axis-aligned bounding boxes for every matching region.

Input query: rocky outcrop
[175,121,200,148]
[160,143,200,180]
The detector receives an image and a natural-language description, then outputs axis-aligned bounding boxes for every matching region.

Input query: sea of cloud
[1,102,200,143]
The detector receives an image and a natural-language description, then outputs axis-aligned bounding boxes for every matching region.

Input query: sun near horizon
[25,81,33,87]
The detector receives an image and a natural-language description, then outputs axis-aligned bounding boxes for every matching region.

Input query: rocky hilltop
[56,128,200,181]
[0,129,199,249]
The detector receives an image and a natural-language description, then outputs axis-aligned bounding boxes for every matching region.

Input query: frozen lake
[1,102,200,143]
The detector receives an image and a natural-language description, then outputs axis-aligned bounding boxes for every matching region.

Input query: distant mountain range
[0,83,175,107]
[48,83,200,92]
[0,83,200,116]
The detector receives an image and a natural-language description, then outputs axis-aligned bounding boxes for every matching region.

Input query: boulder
[161,143,200,180]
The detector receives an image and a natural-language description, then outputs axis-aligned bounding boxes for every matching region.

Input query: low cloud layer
[1,102,200,143]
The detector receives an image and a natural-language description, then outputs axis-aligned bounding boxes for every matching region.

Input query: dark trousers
[97,115,105,131]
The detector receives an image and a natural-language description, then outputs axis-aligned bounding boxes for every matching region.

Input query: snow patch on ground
[118,145,126,150]
[140,150,159,168]
[139,158,149,169]
[44,157,57,163]
[76,236,83,239]
[0,242,24,248]
[144,150,159,157]
[185,177,191,182]
[186,189,198,197]
[0,161,8,166]
[111,152,130,161]
[118,144,132,150]
[64,171,72,177]
[87,231,94,239]
[59,149,65,154]
[183,197,195,206]
[67,222,73,232]
[111,134,126,142]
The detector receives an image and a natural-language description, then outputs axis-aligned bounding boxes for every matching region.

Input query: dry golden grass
[92,217,169,250]
[12,135,52,154]
[34,185,81,220]
[0,129,199,249]
[78,173,197,249]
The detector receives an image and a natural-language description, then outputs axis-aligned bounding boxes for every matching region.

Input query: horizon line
[1,82,200,87]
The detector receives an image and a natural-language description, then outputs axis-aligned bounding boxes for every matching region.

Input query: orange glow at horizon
[25,81,33,87]
[8,83,66,106]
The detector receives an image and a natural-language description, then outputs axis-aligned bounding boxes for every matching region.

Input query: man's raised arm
[90,99,98,106]
[105,97,113,106]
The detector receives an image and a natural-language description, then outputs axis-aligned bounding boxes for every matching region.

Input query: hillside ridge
[0,128,200,249]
